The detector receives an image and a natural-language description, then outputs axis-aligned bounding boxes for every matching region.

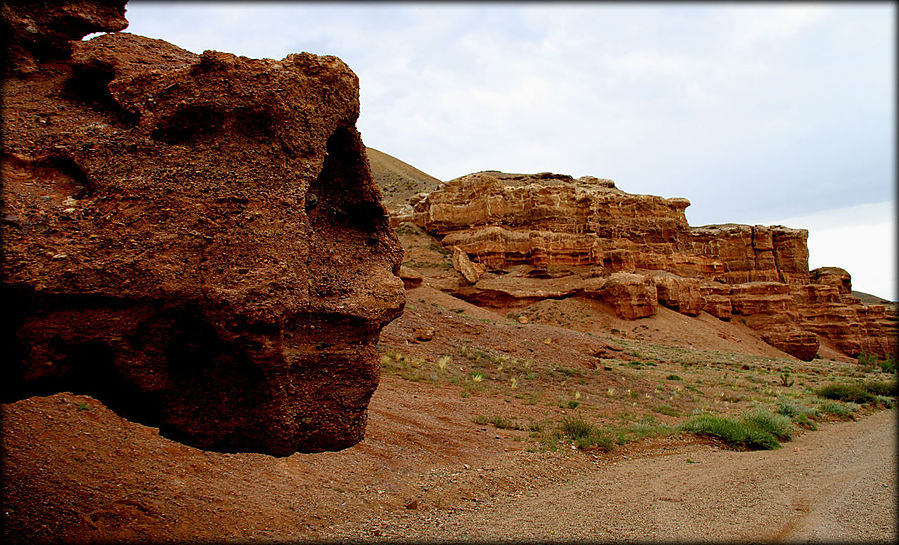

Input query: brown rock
[406,139,893,361]
[588,273,658,320]
[810,267,852,295]
[698,282,733,320]
[647,272,703,316]
[1,2,404,455]
[398,265,423,289]
[760,328,819,362]
[413,328,435,342]
[452,246,486,285]
[1,0,128,74]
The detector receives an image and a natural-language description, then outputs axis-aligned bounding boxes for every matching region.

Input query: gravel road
[332,409,896,543]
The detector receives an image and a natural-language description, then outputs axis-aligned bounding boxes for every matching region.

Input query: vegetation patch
[679,410,793,450]
[816,399,857,418]
[815,380,896,405]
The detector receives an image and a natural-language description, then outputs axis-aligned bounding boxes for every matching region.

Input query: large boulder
[588,272,658,320]
[647,271,703,316]
[1,1,404,456]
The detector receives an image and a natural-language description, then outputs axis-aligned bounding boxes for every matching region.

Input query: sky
[117,1,895,299]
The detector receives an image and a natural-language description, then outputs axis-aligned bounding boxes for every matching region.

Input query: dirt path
[331,410,896,543]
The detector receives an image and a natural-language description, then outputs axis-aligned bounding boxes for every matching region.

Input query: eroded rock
[1,1,404,455]
[409,171,894,361]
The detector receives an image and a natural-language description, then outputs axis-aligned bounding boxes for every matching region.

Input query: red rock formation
[791,269,898,358]
[647,271,703,316]
[589,272,658,320]
[411,172,895,361]
[1,1,404,455]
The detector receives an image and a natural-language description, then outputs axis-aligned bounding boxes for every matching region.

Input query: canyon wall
[1,0,404,455]
[412,172,896,361]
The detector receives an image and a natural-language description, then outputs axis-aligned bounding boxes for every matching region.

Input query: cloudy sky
[118,2,895,299]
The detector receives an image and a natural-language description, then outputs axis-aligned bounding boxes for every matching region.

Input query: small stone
[517,315,528,324]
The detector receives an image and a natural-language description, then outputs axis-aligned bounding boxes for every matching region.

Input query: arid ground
[3,281,896,543]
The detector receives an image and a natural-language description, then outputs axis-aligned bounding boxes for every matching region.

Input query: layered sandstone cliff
[1,1,404,455]
[411,172,895,361]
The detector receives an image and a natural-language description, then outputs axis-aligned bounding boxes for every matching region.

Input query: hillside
[366,147,443,213]
[853,290,897,313]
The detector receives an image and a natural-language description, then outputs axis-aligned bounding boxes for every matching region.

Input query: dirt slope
[366,147,442,211]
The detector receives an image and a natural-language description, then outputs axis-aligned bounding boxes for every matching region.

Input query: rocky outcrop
[590,272,658,320]
[410,172,895,361]
[1,1,404,456]
[452,246,486,285]
[791,270,898,358]
[647,271,703,317]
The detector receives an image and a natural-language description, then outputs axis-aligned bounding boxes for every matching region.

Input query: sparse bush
[779,371,794,387]
[858,351,879,372]
[666,374,682,381]
[653,404,680,417]
[817,399,856,418]
[568,400,580,409]
[679,414,781,450]
[560,414,594,442]
[865,379,897,397]
[815,380,896,404]
[776,397,816,418]
[741,408,794,441]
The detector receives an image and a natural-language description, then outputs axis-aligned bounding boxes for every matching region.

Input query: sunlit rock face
[411,171,895,361]
[1,0,404,455]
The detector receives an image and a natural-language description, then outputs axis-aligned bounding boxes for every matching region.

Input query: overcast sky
[119,1,895,299]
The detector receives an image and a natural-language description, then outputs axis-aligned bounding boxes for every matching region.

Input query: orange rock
[647,271,703,316]
[411,171,895,360]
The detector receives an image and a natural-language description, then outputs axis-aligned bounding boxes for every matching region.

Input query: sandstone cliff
[1,1,404,455]
[411,172,895,361]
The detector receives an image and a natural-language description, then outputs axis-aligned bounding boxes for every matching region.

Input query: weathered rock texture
[411,172,896,360]
[1,1,404,455]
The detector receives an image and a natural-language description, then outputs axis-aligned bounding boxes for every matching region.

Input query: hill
[366,147,443,212]
[852,290,896,312]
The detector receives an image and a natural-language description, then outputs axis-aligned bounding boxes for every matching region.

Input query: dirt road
[332,410,896,543]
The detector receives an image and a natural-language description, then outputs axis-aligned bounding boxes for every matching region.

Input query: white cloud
[771,201,897,301]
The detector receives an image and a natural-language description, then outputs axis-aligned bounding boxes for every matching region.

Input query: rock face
[411,172,896,361]
[1,1,404,455]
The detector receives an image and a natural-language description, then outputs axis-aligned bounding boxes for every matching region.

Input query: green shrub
[666,374,682,381]
[816,380,896,404]
[815,382,875,404]
[879,356,896,374]
[776,397,817,418]
[560,414,595,441]
[864,380,897,397]
[817,399,856,417]
[858,351,879,372]
[792,413,817,430]
[679,415,781,450]
[741,408,794,441]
